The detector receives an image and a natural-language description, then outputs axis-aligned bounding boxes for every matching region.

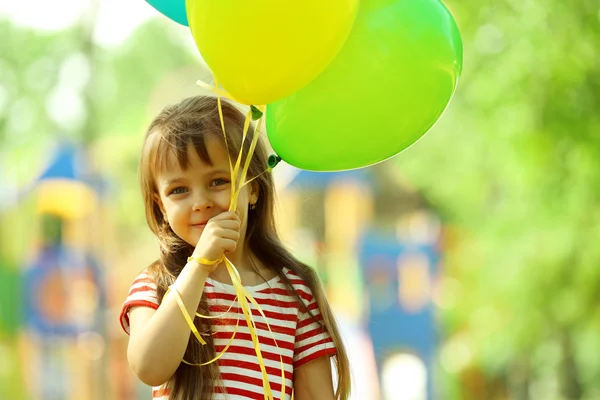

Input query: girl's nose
[192,192,213,211]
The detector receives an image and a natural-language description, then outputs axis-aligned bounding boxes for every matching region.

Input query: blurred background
[1,0,600,399]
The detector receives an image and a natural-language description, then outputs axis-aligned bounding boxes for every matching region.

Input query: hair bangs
[146,127,230,182]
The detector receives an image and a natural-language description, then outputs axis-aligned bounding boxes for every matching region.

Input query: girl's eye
[169,187,188,195]
[211,178,230,187]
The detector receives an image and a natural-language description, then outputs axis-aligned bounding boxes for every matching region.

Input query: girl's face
[153,136,258,248]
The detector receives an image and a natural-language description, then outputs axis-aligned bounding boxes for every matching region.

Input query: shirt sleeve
[119,270,160,335]
[293,286,337,369]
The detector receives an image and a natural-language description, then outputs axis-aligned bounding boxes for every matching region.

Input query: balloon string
[215,88,283,400]
[196,79,234,101]
[164,78,285,400]
[214,79,233,175]
[163,286,240,365]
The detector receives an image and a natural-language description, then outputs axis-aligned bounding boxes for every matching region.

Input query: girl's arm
[293,356,336,400]
[127,261,210,386]
[127,211,241,386]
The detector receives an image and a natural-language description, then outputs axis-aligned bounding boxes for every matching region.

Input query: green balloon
[266,0,463,171]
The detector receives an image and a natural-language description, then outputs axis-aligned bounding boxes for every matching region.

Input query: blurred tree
[395,0,600,399]
[0,15,203,251]
[0,13,203,400]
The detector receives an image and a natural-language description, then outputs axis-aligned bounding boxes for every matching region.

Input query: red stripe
[260,288,312,302]
[254,281,307,293]
[296,327,327,343]
[254,320,295,337]
[208,306,297,322]
[213,331,295,351]
[124,299,159,310]
[294,347,337,370]
[253,297,301,308]
[299,305,322,319]
[285,269,300,278]
[220,386,289,400]
[295,338,333,356]
[297,315,323,330]
[220,372,292,395]
[209,316,294,334]
[214,345,293,365]
[152,387,170,397]
[218,359,293,380]
[133,276,154,284]
[208,293,301,309]
[128,285,158,297]
[212,319,295,337]
[205,291,237,301]
[119,300,160,333]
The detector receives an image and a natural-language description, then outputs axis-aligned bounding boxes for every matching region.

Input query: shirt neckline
[205,267,288,293]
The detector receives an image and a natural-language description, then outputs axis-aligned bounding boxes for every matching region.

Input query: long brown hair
[138,96,351,399]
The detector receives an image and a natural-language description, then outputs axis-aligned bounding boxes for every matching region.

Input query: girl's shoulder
[119,265,161,334]
[278,267,317,303]
[128,264,161,292]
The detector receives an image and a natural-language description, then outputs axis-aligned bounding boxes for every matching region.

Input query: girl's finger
[221,238,237,253]
[210,211,239,221]
[211,220,240,231]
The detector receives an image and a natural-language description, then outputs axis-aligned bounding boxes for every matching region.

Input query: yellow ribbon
[223,258,286,400]
[164,283,240,366]
[167,79,285,400]
[165,285,207,346]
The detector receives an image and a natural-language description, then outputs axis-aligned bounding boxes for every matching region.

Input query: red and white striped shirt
[120,267,337,399]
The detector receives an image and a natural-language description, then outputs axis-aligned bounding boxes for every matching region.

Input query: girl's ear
[249,181,259,205]
[154,194,166,215]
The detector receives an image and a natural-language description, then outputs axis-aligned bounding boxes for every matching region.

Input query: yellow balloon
[186,0,358,105]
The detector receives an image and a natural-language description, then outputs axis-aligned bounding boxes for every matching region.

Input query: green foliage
[395,0,600,398]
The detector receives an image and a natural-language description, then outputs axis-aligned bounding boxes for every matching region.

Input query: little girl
[119,96,350,400]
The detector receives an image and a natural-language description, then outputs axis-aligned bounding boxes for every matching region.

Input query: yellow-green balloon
[186,0,358,106]
[266,0,463,171]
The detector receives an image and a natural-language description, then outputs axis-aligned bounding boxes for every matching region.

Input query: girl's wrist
[184,260,212,279]
[186,255,221,274]
[188,254,222,266]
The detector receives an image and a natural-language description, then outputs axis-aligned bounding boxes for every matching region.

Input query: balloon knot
[267,154,282,171]
[250,105,263,121]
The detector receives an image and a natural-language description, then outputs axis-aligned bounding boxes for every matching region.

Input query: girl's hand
[190,211,240,272]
